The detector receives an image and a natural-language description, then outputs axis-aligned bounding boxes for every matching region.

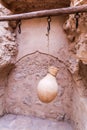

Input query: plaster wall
[16,16,69,60]
[5,16,74,122]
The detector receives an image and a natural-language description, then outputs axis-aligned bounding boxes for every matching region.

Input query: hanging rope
[47,16,51,67]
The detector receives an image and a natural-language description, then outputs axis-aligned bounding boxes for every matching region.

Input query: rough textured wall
[0,1,87,129]
[72,89,87,130]
[63,0,87,65]
[0,4,17,116]
[1,0,70,13]
[5,52,74,121]
[5,17,74,122]
[63,0,87,129]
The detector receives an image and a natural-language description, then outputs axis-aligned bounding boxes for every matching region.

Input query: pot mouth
[48,66,59,76]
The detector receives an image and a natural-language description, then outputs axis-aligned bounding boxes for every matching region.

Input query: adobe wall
[63,0,87,129]
[0,4,17,116]
[4,16,74,122]
[0,1,87,130]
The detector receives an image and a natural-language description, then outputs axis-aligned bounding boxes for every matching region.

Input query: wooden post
[0,4,87,21]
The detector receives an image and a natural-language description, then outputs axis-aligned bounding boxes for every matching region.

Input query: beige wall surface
[16,16,69,60]
[5,16,74,122]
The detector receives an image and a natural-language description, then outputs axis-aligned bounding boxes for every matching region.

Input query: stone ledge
[0,114,73,130]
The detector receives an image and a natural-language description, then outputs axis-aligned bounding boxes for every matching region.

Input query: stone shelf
[0,114,73,130]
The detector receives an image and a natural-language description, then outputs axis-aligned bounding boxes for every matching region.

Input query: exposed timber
[0,4,87,21]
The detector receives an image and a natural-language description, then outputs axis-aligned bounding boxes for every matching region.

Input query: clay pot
[37,66,59,103]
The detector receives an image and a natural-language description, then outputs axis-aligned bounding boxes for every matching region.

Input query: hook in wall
[17,20,22,34]
[74,12,80,29]
[47,16,51,35]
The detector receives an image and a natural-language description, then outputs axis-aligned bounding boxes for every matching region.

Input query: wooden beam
[0,4,87,21]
